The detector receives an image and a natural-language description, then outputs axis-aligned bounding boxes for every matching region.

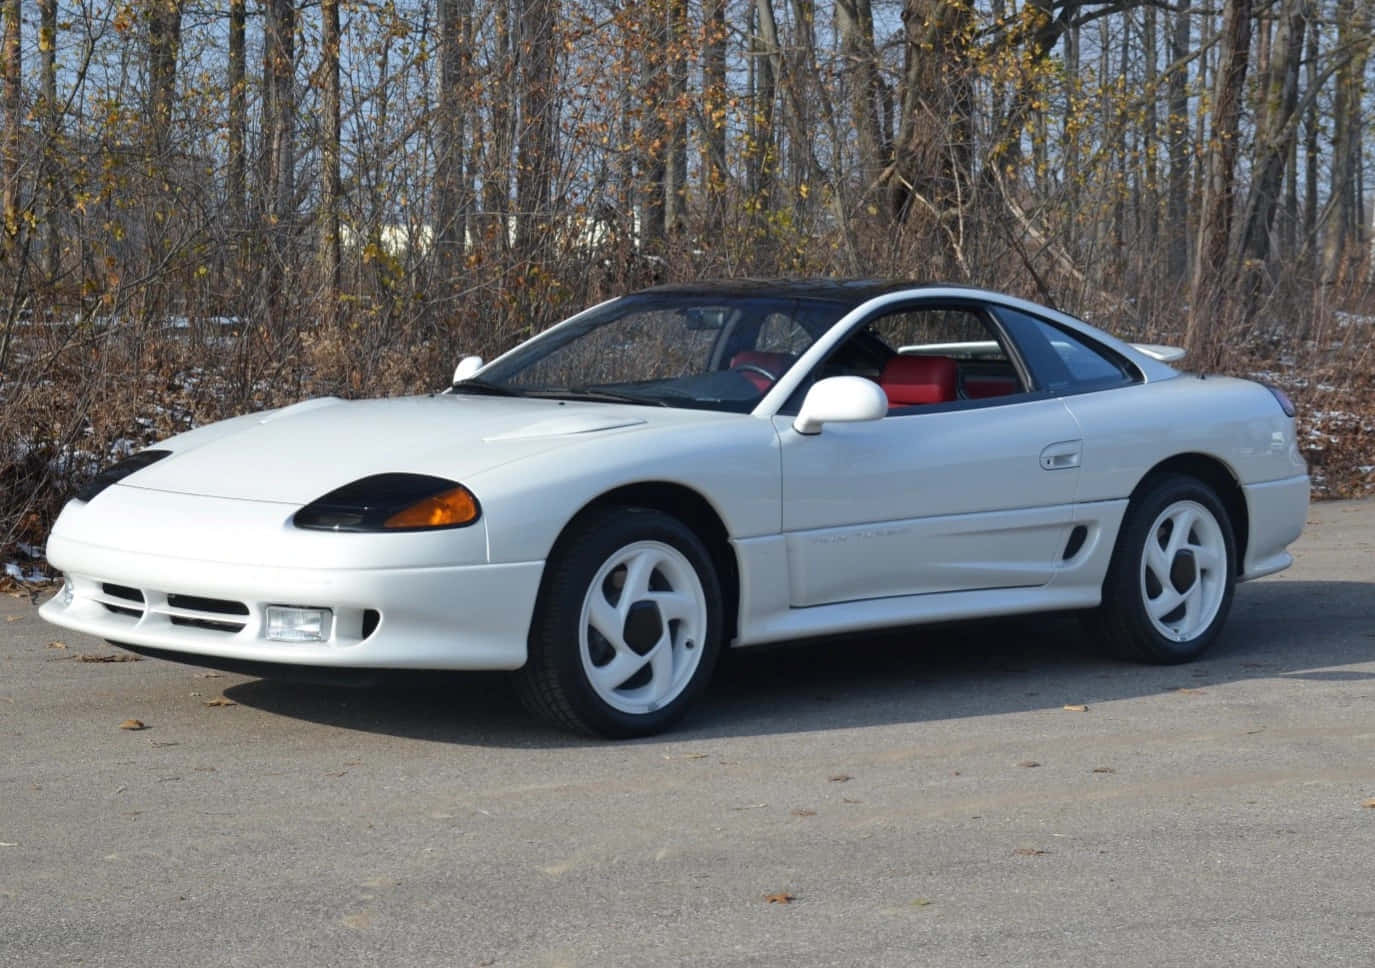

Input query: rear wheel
[1088,474,1237,663]
[515,507,724,737]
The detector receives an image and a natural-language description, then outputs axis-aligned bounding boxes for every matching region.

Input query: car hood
[116,394,667,505]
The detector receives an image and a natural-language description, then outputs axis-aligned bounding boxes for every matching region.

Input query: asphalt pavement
[2,500,1374,967]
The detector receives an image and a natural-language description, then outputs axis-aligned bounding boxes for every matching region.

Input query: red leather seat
[880,355,958,406]
[963,375,1019,399]
[730,351,795,391]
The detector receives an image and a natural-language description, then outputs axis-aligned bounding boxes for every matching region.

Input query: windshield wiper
[526,386,669,407]
[450,378,524,397]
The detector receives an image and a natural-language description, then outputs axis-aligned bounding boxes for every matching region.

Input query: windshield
[462,293,848,412]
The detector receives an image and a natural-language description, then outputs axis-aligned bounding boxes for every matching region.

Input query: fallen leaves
[1092,766,1116,774]
[910,898,933,908]
[119,719,147,731]
[203,697,237,707]
[1361,797,1375,809]
[828,774,852,783]
[764,891,795,904]
[45,640,66,649]
[76,652,140,663]
[1017,760,1041,768]
[194,671,224,679]
[1063,704,1089,712]
[790,808,817,818]
[6,614,23,622]
[1012,847,1048,856]
[1170,686,1206,695]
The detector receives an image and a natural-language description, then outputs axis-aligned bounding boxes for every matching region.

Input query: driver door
[776,302,1083,607]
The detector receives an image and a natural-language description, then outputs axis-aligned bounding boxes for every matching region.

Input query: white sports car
[41,282,1309,736]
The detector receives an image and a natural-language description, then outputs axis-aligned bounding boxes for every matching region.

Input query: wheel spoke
[587,649,648,694]
[1164,508,1195,559]
[587,591,625,649]
[647,590,696,625]
[620,550,658,606]
[1146,539,1172,583]
[645,638,677,705]
[1191,544,1224,574]
[1146,586,1184,621]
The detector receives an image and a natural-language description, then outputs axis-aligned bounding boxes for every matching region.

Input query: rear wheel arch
[541,482,741,644]
[1125,454,1248,573]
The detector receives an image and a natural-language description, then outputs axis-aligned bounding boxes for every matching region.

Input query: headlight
[75,450,172,502]
[292,473,481,532]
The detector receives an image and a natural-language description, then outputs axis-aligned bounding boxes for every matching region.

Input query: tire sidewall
[1114,475,1237,662]
[535,508,725,737]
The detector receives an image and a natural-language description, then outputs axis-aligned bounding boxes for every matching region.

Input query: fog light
[266,605,332,643]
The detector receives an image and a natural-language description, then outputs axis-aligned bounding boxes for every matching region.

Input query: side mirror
[793,376,887,435]
[452,355,484,383]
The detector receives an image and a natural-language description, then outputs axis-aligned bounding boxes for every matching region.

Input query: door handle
[1040,440,1082,470]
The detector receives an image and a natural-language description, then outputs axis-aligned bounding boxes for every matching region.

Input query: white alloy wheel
[578,539,709,715]
[1138,499,1229,642]
[1086,472,1237,664]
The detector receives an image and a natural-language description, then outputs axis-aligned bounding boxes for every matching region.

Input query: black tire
[514,506,725,738]
[1085,473,1237,664]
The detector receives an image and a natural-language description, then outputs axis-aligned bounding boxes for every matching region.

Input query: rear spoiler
[1130,343,1186,363]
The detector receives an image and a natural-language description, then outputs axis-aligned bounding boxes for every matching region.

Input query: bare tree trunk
[38,0,60,286]
[745,0,778,228]
[664,0,689,236]
[1239,0,1306,268]
[483,0,513,252]
[515,0,558,257]
[263,0,297,334]
[700,0,728,234]
[891,0,975,237]
[319,0,342,317]
[228,0,246,236]
[435,0,472,289]
[1301,1,1319,281]
[1324,0,1372,283]
[835,0,886,189]
[1166,0,1191,283]
[2,0,22,279]
[1187,0,1253,365]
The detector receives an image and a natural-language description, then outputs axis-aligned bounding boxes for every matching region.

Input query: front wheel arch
[538,481,741,644]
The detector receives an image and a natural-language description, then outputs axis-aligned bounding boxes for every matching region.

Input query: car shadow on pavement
[221,579,1375,747]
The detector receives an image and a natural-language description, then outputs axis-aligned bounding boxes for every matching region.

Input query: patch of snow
[4,561,47,583]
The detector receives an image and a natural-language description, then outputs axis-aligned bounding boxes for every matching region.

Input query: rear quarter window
[994,307,1138,393]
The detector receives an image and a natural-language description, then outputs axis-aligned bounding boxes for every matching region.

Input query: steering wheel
[731,362,779,383]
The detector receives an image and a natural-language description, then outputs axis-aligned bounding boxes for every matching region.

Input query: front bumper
[40,532,544,671]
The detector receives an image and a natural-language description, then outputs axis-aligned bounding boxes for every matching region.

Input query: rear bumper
[40,532,544,671]
[1240,474,1309,581]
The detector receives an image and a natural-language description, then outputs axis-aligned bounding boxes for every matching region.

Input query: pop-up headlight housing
[75,450,172,502]
[292,473,481,532]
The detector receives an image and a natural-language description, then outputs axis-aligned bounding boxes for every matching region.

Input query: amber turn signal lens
[383,486,479,529]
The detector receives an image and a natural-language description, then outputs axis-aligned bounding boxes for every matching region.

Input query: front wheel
[1088,474,1237,664]
[515,507,724,737]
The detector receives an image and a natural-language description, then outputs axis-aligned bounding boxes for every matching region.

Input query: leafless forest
[0,0,1372,564]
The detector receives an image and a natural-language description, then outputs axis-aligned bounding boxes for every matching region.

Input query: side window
[995,307,1137,393]
[801,304,1027,413]
[866,307,1006,363]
